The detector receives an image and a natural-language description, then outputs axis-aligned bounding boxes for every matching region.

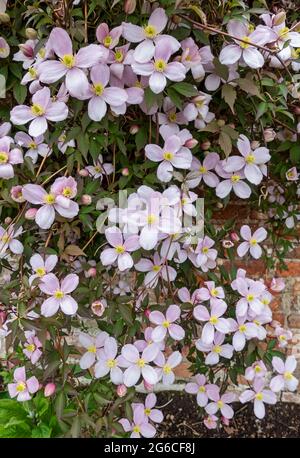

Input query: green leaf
[237,78,261,98]
[221,84,236,113]
[213,57,229,81]
[290,145,300,164]
[167,87,183,110]
[218,131,232,157]
[13,84,27,104]
[144,87,157,110]
[172,82,198,97]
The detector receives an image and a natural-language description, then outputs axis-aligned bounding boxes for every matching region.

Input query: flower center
[144,24,157,39]
[199,386,206,393]
[147,214,157,224]
[262,298,269,305]
[93,83,104,97]
[87,345,96,353]
[239,324,247,333]
[106,358,116,368]
[145,408,151,416]
[115,50,124,62]
[249,238,257,246]
[168,112,177,122]
[29,67,37,78]
[31,103,45,117]
[217,400,224,408]
[199,166,207,174]
[137,358,145,368]
[26,343,35,352]
[1,234,10,243]
[152,265,161,272]
[54,289,64,299]
[163,151,174,161]
[247,294,254,302]
[36,267,46,277]
[202,246,209,254]
[231,174,241,183]
[254,365,262,373]
[163,364,172,374]
[0,151,8,164]
[210,288,218,297]
[133,425,141,433]
[61,54,75,68]
[279,27,289,38]
[154,59,167,73]
[292,48,300,58]
[104,35,112,47]
[246,154,255,164]
[279,335,286,341]
[115,245,125,254]
[162,320,170,328]
[44,193,56,205]
[284,371,293,380]
[62,187,72,197]
[38,48,46,59]
[94,165,102,173]
[209,315,218,325]
[213,345,222,354]
[59,134,66,142]
[255,392,263,401]
[28,141,37,149]
[16,382,26,392]
[240,36,251,49]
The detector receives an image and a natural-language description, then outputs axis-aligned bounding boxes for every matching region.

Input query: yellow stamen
[106,358,116,368]
[133,425,141,433]
[145,407,151,416]
[35,267,46,277]
[16,382,26,392]
[247,294,254,301]
[199,166,207,174]
[115,245,125,254]
[54,290,64,299]
[240,36,252,49]
[115,50,124,62]
[144,24,157,39]
[255,392,263,401]
[152,265,161,272]
[61,54,75,68]
[31,103,45,116]
[137,358,145,368]
[154,59,167,73]
[44,193,55,204]
[217,400,224,408]
[62,187,72,197]
[245,154,255,164]
[239,324,247,333]
[26,344,35,352]
[93,83,104,97]
[104,35,112,47]
[147,214,157,224]
[209,315,218,325]
[231,174,241,183]
[163,151,174,161]
[162,320,170,328]
[249,239,257,246]
[163,364,172,374]
[214,345,222,354]
[0,151,8,164]
[284,371,293,380]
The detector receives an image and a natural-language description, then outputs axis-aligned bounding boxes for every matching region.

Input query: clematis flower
[215,162,251,199]
[79,331,108,370]
[39,272,79,317]
[132,38,186,94]
[15,132,51,164]
[94,336,123,384]
[0,224,23,257]
[132,393,163,424]
[10,185,25,203]
[0,136,23,179]
[82,64,128,121]
[85,154,114,180]
[205,390,235,419]
[10,87,68,137]
[38,28,109,97]
[274,326,292,348]
[193,302,229,345]
[0,36,9,58]
[29,253,58,285]
[237,225,267,259]
[135,253,177,288]
[122,7,179,64]
[270,356,299,392]
[187,153,220,189]
[234,277,265,317]
[21,65,42,94]
[183,92,212,123]
[219,20,274,69]
[204,415,218,429]
[0,122,11,138]
[23,330,42,364]
[119,343,159,387]
[100,226,140,272]
[229,315,258,351]
[286,166,299,181]
[185,375,219,408]
[191,236,217,271]
[22,182,79,229]
[57,132,75,153]
[145,134,192,182]
[223,135,270,185]
[96,23,122,49]
[205,63,239,91]
[119,405,156,438]
[149,304,185,342]
[13,39,38,69]
[155,351,182,385]
[156,97,187,126]
[8,367,39,402]
[245,360,267,381]
[196,332,233,365]
[239,378,277,419]
[50,176,77,200]
[179,39,213,80]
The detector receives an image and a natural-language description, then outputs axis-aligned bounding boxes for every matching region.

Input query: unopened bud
[230,231,240,242]
[117,384,127,397]
[86,267,97,278]
[44,383,56,397]
[0,13,10,23]
[25,28,37,39]
[91,299,106,317]
[185,138,198,149]
[79,168,89,177]
[4,217,12,225]
[274,12,286,26]
[172,15,181,25]
[263,128,276,142]
[293,106,300,115]
[129,124,139,134]
[81,194,92,205]
[201,140,211,151]
[124,0,136,14]
[144,309,151,318]
[122,167,129,176]
[25,208,37,220]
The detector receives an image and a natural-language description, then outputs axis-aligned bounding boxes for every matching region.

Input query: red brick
[277,262,300,277]
[212,204,249,220]
[272,312,285,325]
[270,298,281,311]
[288,313,300,328]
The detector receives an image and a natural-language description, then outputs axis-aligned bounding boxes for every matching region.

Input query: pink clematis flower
[122,7,179,64]
[21,64,42,95]
[0,224,23,257]
[239,378,277,419]
[205,390,235,419]
[229,315,258,351]
[133,393,163,424]
[145,134,192,182]
[0,122,11,139]
[185,375,219,408]
[10,87,68,137]
[149,304,185,342]
[83,64,128,121]
[155,351,182,385]
[270,356,299,392]
[38,28,109,97]
[245,360,267,381]
[85,154,114,180]
[223,135,270,185]
[135,253,177,288]
[39,272,79,317]
[274,326,292,348]
[191,236,217,271]
[0,36,10,58]
[119,343,159,387]
[22,181,79,229]
[132,38,186,94]
[79,331,108,370]
[15,132,51,164]
[179,39,213,81]
[215,163,251,199]
[13,39,38,69]
[96,23,122,49]
[94,336,123,385]
[8,366,39,402]
[187,153,220,189]
[0,136,23,179]
[237,225,267,259]
[57,131,75,153]
[196,332,233,365]
[204,415,218,429]
[119,405,156,438]
[234,277,266,317]
[156,97,187,126]
[29,253,58,285]
[100,226,140,272]
[23,330,42,364]
[193,302,229,345]
[219,20,274,69]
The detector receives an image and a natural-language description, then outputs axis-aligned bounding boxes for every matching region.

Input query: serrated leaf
[218,131,232,157]
[221,84,236,113]
[237,78,261,97]
[172,82,198,97]
[64,244,86,257]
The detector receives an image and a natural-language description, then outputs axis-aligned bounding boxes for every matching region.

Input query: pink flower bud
[79,168,89,177]
[4,217,12,225]
[10,185,25,203]
[44,383,56,397]
[286,167,299,181]
[25,208,37,220]
[251,140,260,149]
[91,299,107,317]
[122,167,129,176]
[117,384,127,397]
[144,309,151,318]
[201,140,211,150]
[263,128,276,143]
[0,310,7,326]
[124,0,136,14]
[143,380,154,391]
[230,232,240,242]
[86,267,97,278]
[81,194,92,205]
[185,138,198,149]
[221,416,230,426]
[129,124,139,134]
